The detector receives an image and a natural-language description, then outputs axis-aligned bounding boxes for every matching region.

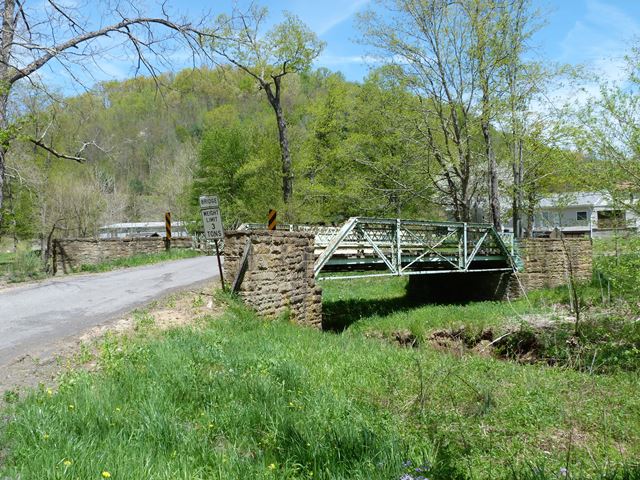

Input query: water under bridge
[239,217,519,281]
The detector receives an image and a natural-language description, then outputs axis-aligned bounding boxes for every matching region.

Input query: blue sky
[38,0,640,94]
[182,0,640,84]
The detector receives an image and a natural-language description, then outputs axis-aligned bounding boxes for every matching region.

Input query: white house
[530,192,639,238]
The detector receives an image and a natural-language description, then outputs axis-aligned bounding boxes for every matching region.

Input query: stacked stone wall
[516,238,592,291]
[224,231,322,328]
[53,237,192,274]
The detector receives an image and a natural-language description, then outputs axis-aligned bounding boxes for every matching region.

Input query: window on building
[576,211,587,221]
[597,210,625,229]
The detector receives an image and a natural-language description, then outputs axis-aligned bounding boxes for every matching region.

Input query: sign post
[199,196,225,291]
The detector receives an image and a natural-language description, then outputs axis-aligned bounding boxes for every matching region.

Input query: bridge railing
[239,219,519,280]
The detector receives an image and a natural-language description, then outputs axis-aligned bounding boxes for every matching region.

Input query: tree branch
[8,16,215,85]
[28,137,84,163]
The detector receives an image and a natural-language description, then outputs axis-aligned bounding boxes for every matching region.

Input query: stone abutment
[223,231,322,328]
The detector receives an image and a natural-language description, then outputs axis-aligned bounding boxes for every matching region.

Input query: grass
[2,245,46,283]
[322,276,532,337]
[1,285,640,479]
[77,248,202,273]
[0,251,14,275]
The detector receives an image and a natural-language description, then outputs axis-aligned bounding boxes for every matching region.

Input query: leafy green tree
[573,44,640,213]
[193,123,252,224]
[209,6,325,212]
[359,0,542,226]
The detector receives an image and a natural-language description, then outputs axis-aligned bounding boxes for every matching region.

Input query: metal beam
[286,216,517,280]
[358,225,397,274]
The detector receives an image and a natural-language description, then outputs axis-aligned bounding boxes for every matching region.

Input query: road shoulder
[0,282,222,407]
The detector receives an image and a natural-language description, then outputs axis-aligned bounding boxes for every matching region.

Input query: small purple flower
[402,460,412,468]
[399,474,414,480]
[559,467,568,477]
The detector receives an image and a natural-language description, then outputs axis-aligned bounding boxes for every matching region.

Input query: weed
[132,311,155,331]
[3,390,19,404]
[192,294,205,308]
[8,245,44,282]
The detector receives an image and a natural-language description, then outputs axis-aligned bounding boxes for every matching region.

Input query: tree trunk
[526,189,535,238]
[0,0,16,229]
[485,125,500,230]
[264,78,293,206]
[0,146,5,230]
[511,138,523,237]
[481,66,500,229]
[0,104,8,230]
[274,102,292,205]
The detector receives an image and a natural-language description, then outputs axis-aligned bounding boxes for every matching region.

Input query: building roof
[99,221,186,230]
[538,192,613,209]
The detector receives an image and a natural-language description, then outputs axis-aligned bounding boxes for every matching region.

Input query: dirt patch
[426,324,544,362]
[430,326,493,347]
[393,329,419,347]
[0,283,223,407]
[537,426,592,454]
[423,313,571,363]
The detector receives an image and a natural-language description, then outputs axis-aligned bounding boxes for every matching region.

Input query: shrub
[8,244,44,282]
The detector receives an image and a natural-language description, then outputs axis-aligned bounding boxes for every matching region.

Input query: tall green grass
[6,245,45,282]
[1,296,639,479]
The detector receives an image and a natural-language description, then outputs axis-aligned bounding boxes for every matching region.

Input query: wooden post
[214,239,225,291]
[165,212,172,250]
[268,209,277,231]
[231,237,251,293]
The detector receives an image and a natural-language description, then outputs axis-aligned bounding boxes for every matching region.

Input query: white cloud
[539,0,640,112]
[316,0,370,35]
[559,0,639,83]
[316,54,377,66]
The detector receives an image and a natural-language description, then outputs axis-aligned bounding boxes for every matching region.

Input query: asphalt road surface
[0,256,219,367]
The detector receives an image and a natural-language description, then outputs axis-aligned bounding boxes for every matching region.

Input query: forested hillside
[2,0,630,250]
[0,66,446,244]
[4,67,587,245]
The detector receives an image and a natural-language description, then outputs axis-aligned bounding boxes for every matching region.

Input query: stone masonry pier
[516,238,592,291]
[224,230,322,328]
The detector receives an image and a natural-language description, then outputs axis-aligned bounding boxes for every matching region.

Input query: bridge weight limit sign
[199,195,225,290]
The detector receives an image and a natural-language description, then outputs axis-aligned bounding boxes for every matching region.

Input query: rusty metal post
[214,239,225,291]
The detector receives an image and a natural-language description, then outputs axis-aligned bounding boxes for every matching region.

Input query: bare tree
[360,0,484,222]
[208,5,324,209]
[0,0,217,227]
[360,0,541,225]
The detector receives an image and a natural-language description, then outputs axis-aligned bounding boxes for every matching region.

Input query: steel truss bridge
[240,217,519,281]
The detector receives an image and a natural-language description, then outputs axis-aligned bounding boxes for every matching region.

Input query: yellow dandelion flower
[101,471,111,478]
[68,404,75,410]
[208,423,214,429]
[46,388,53,396]
[43,434,49,440]
[63,459,72,466]
[115,407,121,412]
[268,463,276,470]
